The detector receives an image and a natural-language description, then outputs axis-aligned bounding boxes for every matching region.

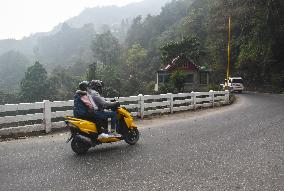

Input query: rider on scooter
[87,80,120,136]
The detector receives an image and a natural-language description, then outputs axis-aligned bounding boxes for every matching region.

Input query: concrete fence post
[43,100,52,133]
[225,90,230,104]
[192,92,196,110]
[138,94,145,119]
[209,90,215,108]
[167,93,174,114]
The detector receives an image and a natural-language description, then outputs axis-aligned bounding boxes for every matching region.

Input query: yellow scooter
[65,107,139,154]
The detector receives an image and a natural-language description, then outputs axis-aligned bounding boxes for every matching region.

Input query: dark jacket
[73,90,89,117]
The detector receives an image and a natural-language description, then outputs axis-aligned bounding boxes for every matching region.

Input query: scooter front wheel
[71,139,90,155]
[124,128,139,145]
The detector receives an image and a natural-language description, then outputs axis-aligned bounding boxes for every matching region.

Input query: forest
[0,0,283,104]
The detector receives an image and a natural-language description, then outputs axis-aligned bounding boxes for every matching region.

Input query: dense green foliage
[193,0,284,92]
[122,43,149,95]
[125,0,284,92]
[91,31,122,66]
[19,61,54,102]
[160,36,204,64]
[170,70,187,92]
[0,0,283,104]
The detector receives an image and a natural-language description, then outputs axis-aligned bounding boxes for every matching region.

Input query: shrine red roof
[160,55,203,72]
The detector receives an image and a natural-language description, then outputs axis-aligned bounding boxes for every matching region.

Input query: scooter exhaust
[75,134,92,146]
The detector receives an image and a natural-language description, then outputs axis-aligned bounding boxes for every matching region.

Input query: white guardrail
[0,91,229,136]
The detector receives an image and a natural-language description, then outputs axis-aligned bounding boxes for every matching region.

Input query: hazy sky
[0,0,143,40]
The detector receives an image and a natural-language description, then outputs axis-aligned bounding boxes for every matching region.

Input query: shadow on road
[68,143,143,161]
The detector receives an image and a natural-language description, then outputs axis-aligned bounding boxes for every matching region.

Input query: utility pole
[226,16,231,90]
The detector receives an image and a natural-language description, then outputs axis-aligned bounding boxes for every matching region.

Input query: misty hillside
[65,0,170,30]
[0,0,169,58]
[0,0,170,91]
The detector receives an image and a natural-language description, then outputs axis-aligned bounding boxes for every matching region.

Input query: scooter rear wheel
[71,139,90,155]
[124,128,139,145]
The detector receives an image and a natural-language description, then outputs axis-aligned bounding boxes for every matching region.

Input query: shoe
[98,133,110,138]
[108,131,121,137]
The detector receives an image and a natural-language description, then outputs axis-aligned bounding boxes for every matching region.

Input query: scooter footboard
[97,137,123,143]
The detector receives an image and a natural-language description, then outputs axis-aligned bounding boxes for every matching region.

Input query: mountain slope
[0,0,170,93]
[0,0,170,58]
[65,0,170,29]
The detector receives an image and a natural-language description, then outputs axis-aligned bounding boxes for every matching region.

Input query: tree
[160,36,204,65]
[125,15,143,46]
[49,66,80,101]
[120,43,148,95]
[86,62,97,81]
[126,43,148,75]
[90,31,124,96]
[91,31,122,66]
[20,61,54,102]
[126,0,192,48]
[170,70,187,92]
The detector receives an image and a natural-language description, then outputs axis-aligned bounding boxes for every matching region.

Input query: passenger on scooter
[73,81,107,136]
[73,81,93,119]
[87,80,120,136]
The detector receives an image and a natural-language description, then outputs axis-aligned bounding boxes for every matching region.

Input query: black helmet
[89,80,103,94]
[79,81,89,91]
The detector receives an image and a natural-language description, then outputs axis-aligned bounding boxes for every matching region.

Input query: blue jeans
[94,110,116,131]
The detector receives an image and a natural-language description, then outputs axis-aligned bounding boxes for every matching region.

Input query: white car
[221,77,244,93]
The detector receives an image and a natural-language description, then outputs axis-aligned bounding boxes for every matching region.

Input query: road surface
[0,93,284,191]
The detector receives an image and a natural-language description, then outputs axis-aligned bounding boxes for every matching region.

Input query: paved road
[0,93,284,191]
